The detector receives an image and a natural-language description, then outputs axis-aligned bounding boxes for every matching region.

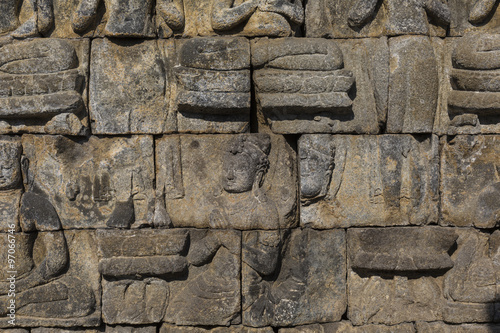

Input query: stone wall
[0,0,500,332]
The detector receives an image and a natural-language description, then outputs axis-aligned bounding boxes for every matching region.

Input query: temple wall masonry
[1,0,500,332]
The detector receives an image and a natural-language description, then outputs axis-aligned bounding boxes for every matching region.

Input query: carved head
[0,140,22,190]
[300,136,335,200]
[222,135,271,193]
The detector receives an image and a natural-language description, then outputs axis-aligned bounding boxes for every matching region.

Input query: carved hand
[469,0,498,24]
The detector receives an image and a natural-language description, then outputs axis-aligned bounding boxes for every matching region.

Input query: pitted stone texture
[348,271,445,325]
[441,135,500,228]
[417,321,500,332]
[164,229,241,326]
[0,0,53,38]
[22,135,155,229]
[156,134,297,230]
[439,34,500,135]
[0,137,22,232]
[183,0,303,37]
[174,37,251,133]
[0,230,100,328]
[348,227,457,273]
[252,38,387,135]
[387,36,442,134]
[305,0,449,38]
[0,39,89,135]
[106,327,157,333]
[279,322,415,332]
[32,329,101,333]
[299,135,439,228]
[242,229,346,327]
[161,325,274,333]
[449,0,500,36]
[90,38,174,134]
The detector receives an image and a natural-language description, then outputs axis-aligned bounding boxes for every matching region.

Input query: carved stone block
[305,0,449,38]
[0,39,89,135]
[439,34,500,134]
[387,36,442,134]
[156,134,297,230]
[348,227,458,273]
[299,135,439,228]
[417,322,500,333]
[174,37,251,133]
[32,329,100,333]
[98,229,241,326]
[279,322,416,333]
[242,229,346,327]
[106,327,156,333]
[183,0,303,37]
[449,0,500,36]
[161,325,274,333]
[0,0,53,38]
[440,135,500,228]
[252,38,376,134]
[90,38,174,134]
[0,230,100,328]
[21,135,155,229]
[0,137,22,232]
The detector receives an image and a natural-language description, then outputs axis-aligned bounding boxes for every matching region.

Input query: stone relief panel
[449,0,500,36]
[21,135,155,229]
[279,322,416,333]
[0,39,89,135]
[439,34,500,134]
[441,135,500,228]
[299,135,439,228]
[183,0,304,37]
[161,325,273,332]
[0,137,22,232]
[0,0,53,39]
[156,134,297,230]
[305,0,450,38]
[98,229,241,326]
[417,322,500,332]
[0,230,100,328]
[174,37,251,133]
[242,229,346,327]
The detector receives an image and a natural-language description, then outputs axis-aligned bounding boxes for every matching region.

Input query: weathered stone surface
[242,229,346,327]
[0,0,53,38]
[157,134,297,230]
[252,38,370,134]
[161,325,274,333]
[0,39,89,135]
[0,137,22,232]
[174,37,251,133]
[440,34,500,134]
[183,0,303,37]
[441,135,500,228]
[0,230,100,328]
[348,271,445,325]
[90,38,174,134]
[417,321,500,333]
[387,36,442,134]
[21,135,155,229]
[348,227,457,273]
[449,0,500,36]
[300,135,439,228]
[305,0,449,38]
[106,327,156,333]
[32,329,100,333]
[164,230,241,326]
[279,322,415,333]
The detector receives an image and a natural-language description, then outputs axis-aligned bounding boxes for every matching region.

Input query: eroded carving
[0,139,22,232]
[0,39,89,135]
[0,0,53,39]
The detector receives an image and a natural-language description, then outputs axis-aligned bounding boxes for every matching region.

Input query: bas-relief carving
[299,135,439,228]
[279,322,416,333]
[449,0,500,36]
[161,325,274,332]
[442,33,500,134]
[242,229,346,327]
[156,134,296,230]
[21,135,155,229]
[0,138,22,232]
[174,37,251,133]
[0,228,99,327]
[441,135,500,228]
[0,39,89,135]
[0,0,53,39]
[98,229,241,326]
[305,0,450,38]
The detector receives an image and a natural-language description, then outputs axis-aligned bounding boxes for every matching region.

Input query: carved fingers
[469,0,498,24]
[348,0,379,28]
[72,0,101,33]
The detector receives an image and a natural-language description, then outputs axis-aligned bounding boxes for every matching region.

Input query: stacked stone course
[1,0,500,332]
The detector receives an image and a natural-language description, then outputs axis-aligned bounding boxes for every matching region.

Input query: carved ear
[21,155,29,185]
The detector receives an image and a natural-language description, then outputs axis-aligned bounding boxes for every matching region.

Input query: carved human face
[300,148,333,199]
[222,152,257,193]
[0,151,21,190]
